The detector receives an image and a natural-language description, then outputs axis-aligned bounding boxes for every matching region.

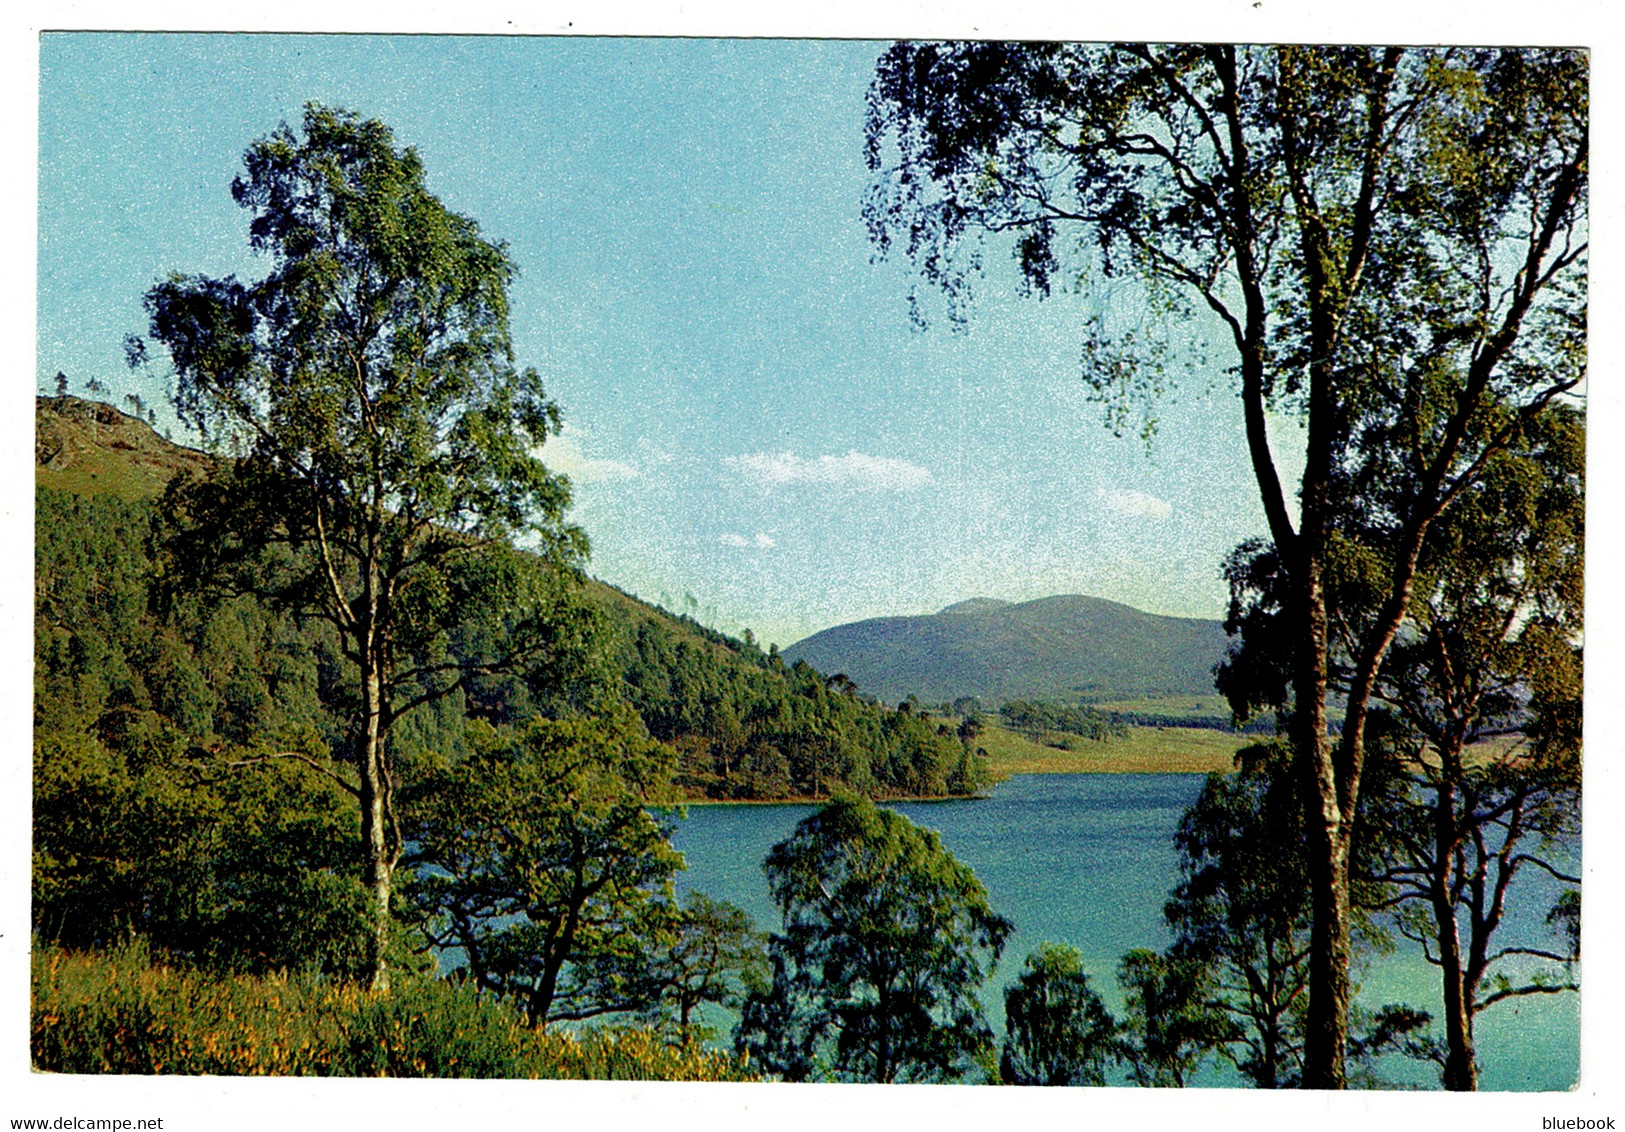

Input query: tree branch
[224,751,362,798]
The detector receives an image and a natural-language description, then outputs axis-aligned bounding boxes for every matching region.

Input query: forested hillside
[34,395,988,806]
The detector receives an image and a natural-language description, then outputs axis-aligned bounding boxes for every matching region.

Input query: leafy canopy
[643,891,768,1042]
[737,797,1012,1082]
[140,101,585,643]
[404,712,684,1027]
[866,42,1586,1087]
[999,942,1120,1086]
[133,103,589,986]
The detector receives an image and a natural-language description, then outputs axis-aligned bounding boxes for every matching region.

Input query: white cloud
[720,532,777,549]
[1098,487,1173,520]
[725,450,932,492]
[636,436,677,465]
[541,425,639,483]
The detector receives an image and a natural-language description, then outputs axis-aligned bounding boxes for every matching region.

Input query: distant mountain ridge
[782,594,1230,706]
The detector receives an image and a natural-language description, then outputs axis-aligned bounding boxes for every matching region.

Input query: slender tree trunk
[357,525,396,994]
[1294,377,1351,1089]
[1435,892,1477,1087]
[1432,746,1477,1089]
[1275,46,1362,1089]
[1295,533,1351,1088]
[1302,820,1353,1088]
[359,658,394,993]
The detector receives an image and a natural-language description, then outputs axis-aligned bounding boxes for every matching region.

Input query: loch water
[669,772,1579,1091]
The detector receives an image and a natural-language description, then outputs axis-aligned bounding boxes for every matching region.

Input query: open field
[1086,694,1238,718]
[977,720,1247,775]
[1087,692,1342,730]
[975,718,1526,779]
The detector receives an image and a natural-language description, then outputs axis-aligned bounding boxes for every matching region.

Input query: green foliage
[31,943,754,1080]
[867,45,1584,444]
[35,395,994,809]
[32,724,376,980]
[1162,745,1311,1088]
[1116,949,1237,1087]
[141,101,586,627]
[133,103,590,985]
[1226,402,1584,1088]
[620,618,990,799]
[999,943,1120,1086]
[403,711,685,1027]
[1109,740,1434,1089]
[998,699,1127,743]
[1346,1004,1447,1082]
[737,798,1012,1082]
[1359,717,1579,1088]
[644,891,768,1041]
[34,481,448,973]
[867,42,1586,1087]
[33,432,993,989]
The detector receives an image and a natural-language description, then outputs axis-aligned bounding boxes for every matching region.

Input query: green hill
[782,594,1230,706]
[37,395,216,500]
[35,396,712,648]
[33,396,989,802]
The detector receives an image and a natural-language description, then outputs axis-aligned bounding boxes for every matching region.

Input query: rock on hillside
[37,396,215,500]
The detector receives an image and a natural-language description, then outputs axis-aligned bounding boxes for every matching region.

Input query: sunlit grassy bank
[31,944,757,1080]
[977,721,1246,775]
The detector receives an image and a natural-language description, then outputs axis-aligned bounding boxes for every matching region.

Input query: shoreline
[671,744,1241,807]
[673,790,995,808]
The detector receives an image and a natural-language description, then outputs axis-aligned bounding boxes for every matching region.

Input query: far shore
[671,722,1249,806]
[978,722,1247,776]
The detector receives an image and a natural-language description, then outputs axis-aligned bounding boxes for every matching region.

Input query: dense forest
[29,396,995,1080]
[33,391,989,1002]
[35,398,989,808]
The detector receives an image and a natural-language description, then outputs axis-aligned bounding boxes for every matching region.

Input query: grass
[37,450,185,503]
[1081,692,1345,730]
[975,714,1526,778]
[1086,694,1238,718]
[976,721,1246,776]
[32,942,758,1080]
[36,396,214,502]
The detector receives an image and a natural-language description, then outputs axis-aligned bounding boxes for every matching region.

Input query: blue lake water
[669,772,1579,1091]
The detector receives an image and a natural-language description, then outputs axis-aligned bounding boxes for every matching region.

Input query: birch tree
[866,44,1585,1085]
[136,103,587,990]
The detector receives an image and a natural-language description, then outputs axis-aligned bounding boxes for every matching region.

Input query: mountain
[782,594,1231,706]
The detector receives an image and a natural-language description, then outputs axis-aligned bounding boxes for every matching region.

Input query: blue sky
[16,10,1623,1130]
[29,34,1366,649]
